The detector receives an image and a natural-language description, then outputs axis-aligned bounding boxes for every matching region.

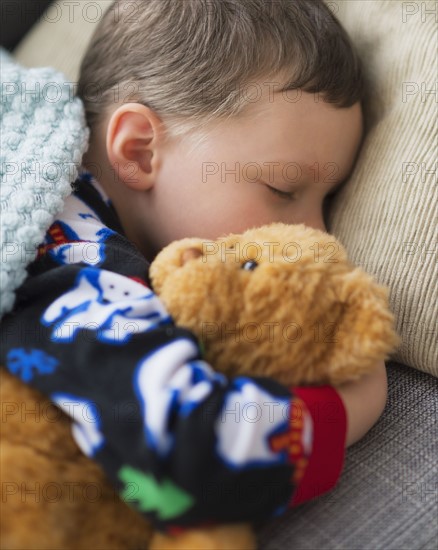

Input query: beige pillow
[14,0,437,377]
[327,0,437,377]
[14,0,112,81]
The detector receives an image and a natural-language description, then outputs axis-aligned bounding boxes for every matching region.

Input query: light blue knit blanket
[0,47,90,318]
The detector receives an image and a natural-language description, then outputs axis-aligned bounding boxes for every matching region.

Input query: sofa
[1,1,437,549]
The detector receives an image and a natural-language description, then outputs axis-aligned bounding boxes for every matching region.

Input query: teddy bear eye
[241,260,258,271]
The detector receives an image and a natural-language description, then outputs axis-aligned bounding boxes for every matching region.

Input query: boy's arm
[0,214,362,530]
[288,361,387,506]
[0,237,320,533]
[335,360,388,448]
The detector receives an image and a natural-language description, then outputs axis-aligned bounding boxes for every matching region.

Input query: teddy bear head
[149,223,400,386]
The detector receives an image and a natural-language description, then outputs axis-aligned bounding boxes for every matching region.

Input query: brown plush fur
[0,369,153,550]
[150,223,400,386]
[1,223,400,549]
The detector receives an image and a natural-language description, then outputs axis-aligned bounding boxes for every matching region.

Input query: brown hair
[77,0,364,146]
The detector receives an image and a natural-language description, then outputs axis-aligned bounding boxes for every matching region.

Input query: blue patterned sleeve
[0,224,311,534]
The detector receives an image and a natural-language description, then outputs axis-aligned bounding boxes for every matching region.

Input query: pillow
[13,0,113,81]
[0,0,53,51]
[326,0,437,378]
[13,0,437,377]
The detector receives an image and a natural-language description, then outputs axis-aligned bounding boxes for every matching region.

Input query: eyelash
[266,184,297,201]
[265,184,341,202]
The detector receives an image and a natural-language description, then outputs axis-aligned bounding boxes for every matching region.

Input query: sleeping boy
[0,0,388,536]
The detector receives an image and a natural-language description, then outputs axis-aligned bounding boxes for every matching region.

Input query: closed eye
[265,184,298,201]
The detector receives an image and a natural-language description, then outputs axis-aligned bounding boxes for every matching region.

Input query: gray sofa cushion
[256,362,437,550]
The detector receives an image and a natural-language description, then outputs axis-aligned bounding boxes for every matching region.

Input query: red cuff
[288,385,347,507]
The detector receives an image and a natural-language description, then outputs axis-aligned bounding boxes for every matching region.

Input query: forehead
[205,88,363,182]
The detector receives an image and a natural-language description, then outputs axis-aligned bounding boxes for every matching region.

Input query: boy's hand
[334,360,388,447]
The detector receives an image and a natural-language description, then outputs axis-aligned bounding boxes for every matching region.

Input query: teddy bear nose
[181,247,203,265]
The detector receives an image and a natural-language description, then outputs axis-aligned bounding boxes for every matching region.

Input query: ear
[181,247,203,265]
[106,103,163,191]
[324,268,401,384]
[149,238,206,295]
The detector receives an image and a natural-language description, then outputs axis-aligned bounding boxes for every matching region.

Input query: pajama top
[0,168,347,534]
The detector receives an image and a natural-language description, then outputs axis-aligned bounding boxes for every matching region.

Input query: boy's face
[89,85,363,261]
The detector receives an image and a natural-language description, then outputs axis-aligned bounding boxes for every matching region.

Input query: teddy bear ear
[149,238,206,294]
[181,247,203,265]
[323,268,401,384]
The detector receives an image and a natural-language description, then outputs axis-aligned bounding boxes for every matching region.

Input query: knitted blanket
[0,47,90,318]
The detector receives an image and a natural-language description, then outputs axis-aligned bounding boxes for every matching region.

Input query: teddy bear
[0,222,400,550]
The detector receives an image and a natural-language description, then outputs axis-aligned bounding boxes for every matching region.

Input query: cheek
[207,201,277,237]
[160,180,277,240]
